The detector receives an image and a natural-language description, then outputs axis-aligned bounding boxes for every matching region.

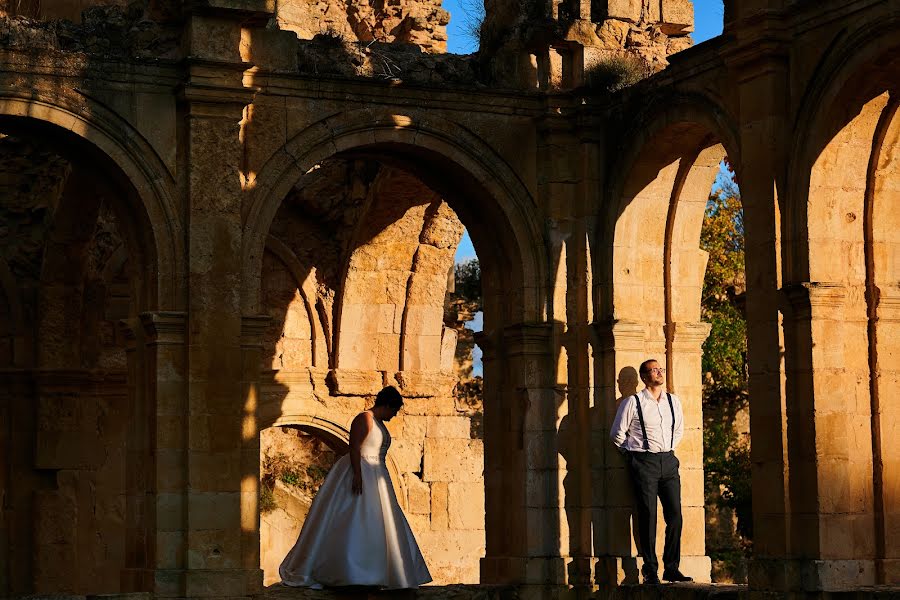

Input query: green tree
[454,258,482,309]
[700,177,753,562]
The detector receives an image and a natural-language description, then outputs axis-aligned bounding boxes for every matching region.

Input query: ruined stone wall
[275,0,450,53]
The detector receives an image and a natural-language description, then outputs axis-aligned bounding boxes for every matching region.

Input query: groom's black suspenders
[633,393,676,451]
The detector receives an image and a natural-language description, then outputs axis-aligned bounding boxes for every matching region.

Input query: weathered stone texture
[275,0,450,53]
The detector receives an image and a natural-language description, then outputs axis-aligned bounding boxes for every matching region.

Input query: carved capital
[593,319,645,352]
[139,311,188,345]
[780,282,846,321]
[502,322,556,358]
[667,321,712,349]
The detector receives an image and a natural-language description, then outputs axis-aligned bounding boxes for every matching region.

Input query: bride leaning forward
[278,386,432,589]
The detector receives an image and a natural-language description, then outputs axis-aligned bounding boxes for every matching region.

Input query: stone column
[666,321,711,581]
[780,283,877,589]
[872,288,900,582]
[480,323,567,598]
[724,36,792,591]
[592,319,649,587]
[239,315,272,583]
[120,312,188,595]
[179,6,263,596]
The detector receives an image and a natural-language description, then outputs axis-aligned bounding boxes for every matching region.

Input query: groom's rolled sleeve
[673,395,685,449]
[610,396,634,451]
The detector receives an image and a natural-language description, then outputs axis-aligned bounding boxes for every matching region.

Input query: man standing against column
[610,359,693,584]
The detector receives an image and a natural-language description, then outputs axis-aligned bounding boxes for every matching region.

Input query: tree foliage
[700,176,753,558]
[454,258,482,309]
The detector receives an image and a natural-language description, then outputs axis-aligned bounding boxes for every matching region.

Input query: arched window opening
[0,123,154,596]
[449,230,484,430]
[257,157,492,586]
[698,159,751,583]
[259,425,346,586]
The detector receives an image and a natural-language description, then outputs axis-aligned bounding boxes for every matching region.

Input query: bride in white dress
[278,386,432,589]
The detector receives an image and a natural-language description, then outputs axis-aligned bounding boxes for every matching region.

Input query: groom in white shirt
[610,359,693,584]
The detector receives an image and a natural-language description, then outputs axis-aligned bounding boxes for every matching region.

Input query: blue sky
[443,0,725,54]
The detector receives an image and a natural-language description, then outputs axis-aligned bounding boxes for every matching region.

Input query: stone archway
[779,24,900,586]
[0,100,180,595]
[595,96,742,585]
[242,109,557,586]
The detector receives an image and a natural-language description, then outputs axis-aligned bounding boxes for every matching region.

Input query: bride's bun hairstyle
[374,386,404,409]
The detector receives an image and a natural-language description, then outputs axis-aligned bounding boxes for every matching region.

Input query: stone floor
[14,583,900,600]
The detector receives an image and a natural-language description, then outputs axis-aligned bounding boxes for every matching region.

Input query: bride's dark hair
[374,386,404,409]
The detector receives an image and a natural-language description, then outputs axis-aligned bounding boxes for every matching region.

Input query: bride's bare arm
[348,412,372,495]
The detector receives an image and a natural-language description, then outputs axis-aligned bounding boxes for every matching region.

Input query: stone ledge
[264,584,517,600]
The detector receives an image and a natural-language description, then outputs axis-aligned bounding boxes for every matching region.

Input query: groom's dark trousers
[626,450,683,576]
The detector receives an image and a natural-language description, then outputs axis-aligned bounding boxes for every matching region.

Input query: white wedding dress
[278,412,432,589]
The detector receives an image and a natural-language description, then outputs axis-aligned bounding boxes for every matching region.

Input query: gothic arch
[787,17,900,283]
[594,96,740,580]
[599,94,740,322]
[242,108,548,325]
[780,19,900,581]
[0,93,182,310]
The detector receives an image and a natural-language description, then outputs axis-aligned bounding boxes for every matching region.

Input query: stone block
[157,493,185,531]
[606,0,641,22]
[415,529,486,573]
[423,438,483,482]
[156,531,184,569]
[448,482,485,529]
[187,528,241,569]
[187,492,241,531]
[405,474,431,514]
[189,451,241,492]
[403,304,444,335]
[240,28,298,72]
[681,467,704,507]
[327,369,383,396]
[374,333,402,371]
[35,490,77,545]
[440,327,458,371]
[680,507,706,555]
[412,243,455,275]
[431,481,449,530]
[660,0,693,34]
[401,415,428,440]
[402,334,443,371]
[427,415,471,438]
[390,438,423,473]
[395,372,456,399]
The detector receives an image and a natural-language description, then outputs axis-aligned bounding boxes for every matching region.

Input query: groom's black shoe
[642,572,661,585]
[663,570,693,582]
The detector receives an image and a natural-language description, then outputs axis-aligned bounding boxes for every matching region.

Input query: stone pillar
[479,323,567,597]
[179,5,264,596]
[779,283,877,589]
[872,288,900,582]
[592,319,649,587]
[725,37,792,592]
[666,321,711,581]
[121,312,188,595]
[239,314,272,584]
